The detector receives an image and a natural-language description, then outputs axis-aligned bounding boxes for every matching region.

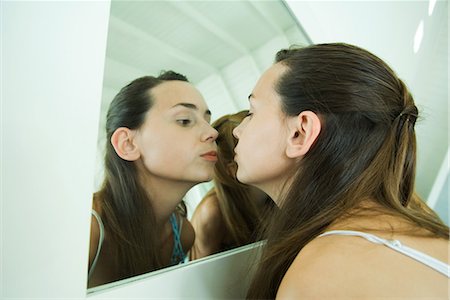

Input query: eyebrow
[172,102,211,116]
[248,94,254,101]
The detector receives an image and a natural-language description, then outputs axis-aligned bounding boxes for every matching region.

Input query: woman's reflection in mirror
[87,71,218,288]
[190,110,275,260]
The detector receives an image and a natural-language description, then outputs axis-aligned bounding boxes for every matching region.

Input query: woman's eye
[177,119,192,126]
[245,112,253,118]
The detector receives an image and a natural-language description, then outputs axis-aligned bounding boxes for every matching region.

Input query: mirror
[89,0,310,290]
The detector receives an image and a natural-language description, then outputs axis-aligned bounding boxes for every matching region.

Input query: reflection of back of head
[209,110,275,247]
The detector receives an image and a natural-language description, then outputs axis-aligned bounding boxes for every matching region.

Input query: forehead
[252,63,287,98]
[149,80,207,110]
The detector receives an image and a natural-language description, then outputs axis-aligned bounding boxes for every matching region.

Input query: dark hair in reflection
[208,110,274,247]
[247,43,449,299]
[94,71,188,282]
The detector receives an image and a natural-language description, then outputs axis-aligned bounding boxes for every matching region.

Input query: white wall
[1,2,261,299]
[2,1,110,298]
[287,0,449,208]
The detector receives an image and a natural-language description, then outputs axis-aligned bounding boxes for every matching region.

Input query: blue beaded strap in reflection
[169,213,186,265]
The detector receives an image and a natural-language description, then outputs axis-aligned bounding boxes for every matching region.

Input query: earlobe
[286,111,321,158]
[110,127,140,161]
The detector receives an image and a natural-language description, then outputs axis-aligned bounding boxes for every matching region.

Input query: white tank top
[88,210,105,279]
[318,230,450,278]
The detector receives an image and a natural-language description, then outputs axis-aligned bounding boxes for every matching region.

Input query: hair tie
[397,108,418,125]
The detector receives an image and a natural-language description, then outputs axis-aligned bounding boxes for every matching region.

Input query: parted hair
[246,43,449,299]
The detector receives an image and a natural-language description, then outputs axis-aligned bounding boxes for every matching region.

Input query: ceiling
[103,1,308,84]
[100,0,310,123]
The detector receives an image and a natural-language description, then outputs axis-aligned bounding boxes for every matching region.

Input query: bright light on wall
[428,0,436,16]
[413,20,424,54]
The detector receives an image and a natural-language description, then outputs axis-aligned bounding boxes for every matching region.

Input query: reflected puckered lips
[233,148,238,161]
[201,151,217,156]
[201,151,218,161]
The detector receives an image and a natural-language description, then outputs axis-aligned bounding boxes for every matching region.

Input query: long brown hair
[209,110,274,247]
[247,43,449,299]
[94,71,189,282]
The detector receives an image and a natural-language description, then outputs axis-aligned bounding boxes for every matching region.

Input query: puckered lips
[200,151,218,162]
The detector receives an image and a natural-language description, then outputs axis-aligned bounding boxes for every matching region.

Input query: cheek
[237,127,267,172]
[139,133,188,170]
[238,121,287,181]
[141,146,191,178]
[243,121,276,154]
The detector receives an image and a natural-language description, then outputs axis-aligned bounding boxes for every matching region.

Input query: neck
[258,187,280,207]
[139,173,195,227]
[258,176,293,207]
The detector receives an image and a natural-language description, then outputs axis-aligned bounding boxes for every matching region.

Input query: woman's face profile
[233,63,292,197]
[134,80,219,184]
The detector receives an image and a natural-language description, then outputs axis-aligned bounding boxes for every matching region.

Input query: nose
[203,124,219,142]
[233,123,241,139]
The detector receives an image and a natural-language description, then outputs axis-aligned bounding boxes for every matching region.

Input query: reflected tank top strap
[88,210,105,279]
[169,212,186,265]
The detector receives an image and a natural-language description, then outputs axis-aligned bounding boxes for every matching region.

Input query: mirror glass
[89,0,310,290]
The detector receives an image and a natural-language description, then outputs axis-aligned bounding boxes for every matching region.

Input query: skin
[131,80,218,224]
[190,186,267,260]
[277,215,450,299]
[233,63,320,202]
[88,80,218,287]
[232,63,294,202]
[233,64,450,299]
[189,193,228,259]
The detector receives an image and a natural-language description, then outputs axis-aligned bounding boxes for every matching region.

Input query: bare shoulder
[277,232,450,299]
[190,194,226,259]
[191,194,224,234]
[180,216,195,252]
[276,235,378,299]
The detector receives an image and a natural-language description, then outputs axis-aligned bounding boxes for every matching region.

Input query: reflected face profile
[134,80,218,183]
[233,63,292,198]
[88,73,215,288]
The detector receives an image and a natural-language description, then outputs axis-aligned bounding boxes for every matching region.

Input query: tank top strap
[88,210,105,279]
[169,212,186,265]
[318,230,450,278]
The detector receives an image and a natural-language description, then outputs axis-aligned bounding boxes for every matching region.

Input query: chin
[235,171,248,184]
[194,174,214,183]
[204,174,214,182]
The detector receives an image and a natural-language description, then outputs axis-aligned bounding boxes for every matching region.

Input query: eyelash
[246,112,253,118]
[177,119,192,126]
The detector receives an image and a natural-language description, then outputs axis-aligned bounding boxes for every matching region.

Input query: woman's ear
[110,127,140,161]
[286,111,321,158]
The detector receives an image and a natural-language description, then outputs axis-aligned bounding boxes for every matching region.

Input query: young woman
[232,43,450,299]
[190,110,275,259]
[87,71,218,288]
